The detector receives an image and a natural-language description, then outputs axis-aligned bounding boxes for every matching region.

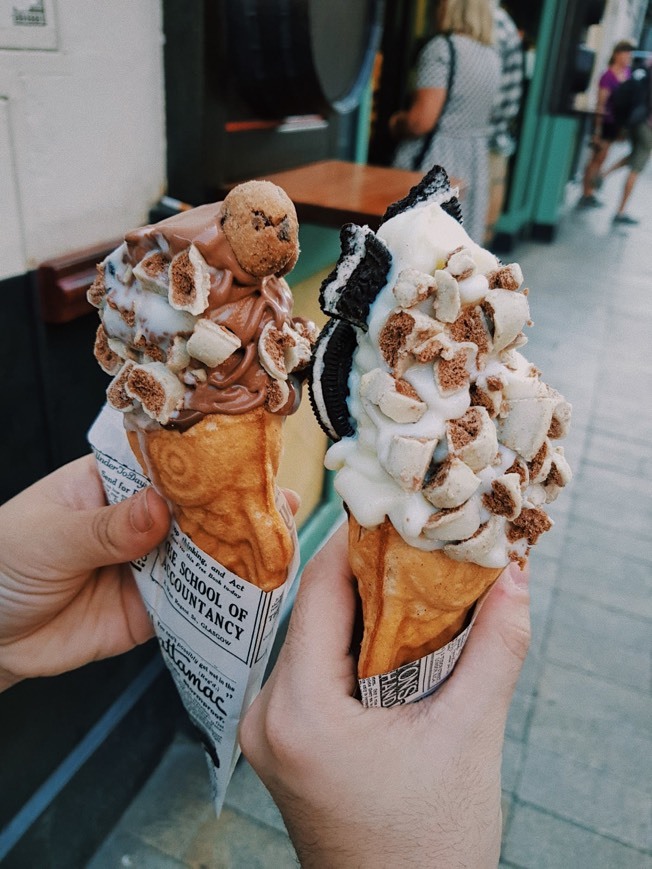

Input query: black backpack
[611,66,650,129]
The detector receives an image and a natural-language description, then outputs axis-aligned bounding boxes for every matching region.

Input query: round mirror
[226,0,383,117]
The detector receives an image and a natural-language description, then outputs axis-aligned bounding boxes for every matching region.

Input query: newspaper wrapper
[358,592,489,708]
[88,404,299,815]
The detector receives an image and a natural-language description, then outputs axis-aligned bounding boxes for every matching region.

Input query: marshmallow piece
[187,319,241,368]
[458,273,490,306]
[487,263,523,290]
[433,269,461,322]
[393,268,437,307]
[447,406,499,472]
[282,323,312,373]
[423,498,482,542]
[107,335,136,362]
[126,361,185,424]
[506,456,530,489]
[258,322,311,380]
[525,486,547,507]
[360,368,427,423]
[94,324,123,375]
[548,393,572,439]
[528,439,554,484]
[423,456,481,508]
[133,251,170,295]
[507,506,553,546]
[542,446,573,502]
[379,382,428,424]
[447,248,476,280]
[359,368,393,404]
[500,348,520,370]
[470,381,503,418]
[106,361,137,411]
[87,265,106,308]
[380,308,445,372]
[434,344,476,395]
[293,318,319,346]
[258,322,288,380]
[501,370,547,401]
[482,288,530,353]
[182,368,207,386]
[137,335,166,363]
[167,335,191,372]
[496,396,557,461]
[266,378,290,412]
[412,331,455,364]
[169,243,211,315]
[384,435,437,491]
[444,515,502,562]
[406,308,444,339]
[482,472,523,520]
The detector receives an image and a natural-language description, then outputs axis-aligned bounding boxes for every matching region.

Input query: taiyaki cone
[127,407,293,591]
[348,516,503,678]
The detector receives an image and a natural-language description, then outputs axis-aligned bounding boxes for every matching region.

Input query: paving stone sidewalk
[89,161,652,869]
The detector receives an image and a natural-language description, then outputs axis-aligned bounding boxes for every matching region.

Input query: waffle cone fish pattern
[127,409,292,591]
[309,166,572,677]
[90,181,317,590]
[350,517,501,677]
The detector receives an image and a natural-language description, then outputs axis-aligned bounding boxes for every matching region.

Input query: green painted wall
[496,0,581,238]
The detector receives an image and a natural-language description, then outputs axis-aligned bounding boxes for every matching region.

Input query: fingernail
[130,487,154,533]
[506,560,529,589]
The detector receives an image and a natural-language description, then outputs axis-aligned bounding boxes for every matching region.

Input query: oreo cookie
[381,164,463,226]
[309,318,358,441]
[319,224,392,330]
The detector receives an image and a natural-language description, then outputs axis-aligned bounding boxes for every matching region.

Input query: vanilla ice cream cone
[309,166,572,685]
[349,517,501,677]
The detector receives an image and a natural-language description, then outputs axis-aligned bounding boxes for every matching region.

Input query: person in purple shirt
[578,40,634,208]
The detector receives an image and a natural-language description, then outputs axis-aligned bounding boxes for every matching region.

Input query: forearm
[390,88,445,140]
[393,108,436,139]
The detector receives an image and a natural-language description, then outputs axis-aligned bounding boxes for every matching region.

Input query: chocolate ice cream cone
[91,181,316,592]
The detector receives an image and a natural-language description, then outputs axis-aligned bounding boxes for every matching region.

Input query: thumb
[441,561,531,721]
[59,487,171,572]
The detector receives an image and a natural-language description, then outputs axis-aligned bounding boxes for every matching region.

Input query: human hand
[389,110,407,140]
[240,524,530,868]
[0,455,171,691]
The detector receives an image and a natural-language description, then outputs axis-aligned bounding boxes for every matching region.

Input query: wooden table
[245,160,426,231]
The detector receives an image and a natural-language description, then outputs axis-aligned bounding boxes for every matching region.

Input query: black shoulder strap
[411,33,456,171]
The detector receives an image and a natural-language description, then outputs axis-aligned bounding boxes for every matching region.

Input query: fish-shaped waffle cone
[127,407,293,591]
[348,516,502,678]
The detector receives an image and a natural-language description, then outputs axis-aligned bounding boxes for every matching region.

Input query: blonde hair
[437,0,494,46]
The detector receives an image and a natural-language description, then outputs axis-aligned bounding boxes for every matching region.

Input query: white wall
[0,0,166,280]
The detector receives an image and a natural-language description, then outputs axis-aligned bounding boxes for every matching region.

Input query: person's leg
[601,153,630,179]
[615,170,639,216]
[614,123,651,223]
[582,140,609,196]
[484,151,507,244]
